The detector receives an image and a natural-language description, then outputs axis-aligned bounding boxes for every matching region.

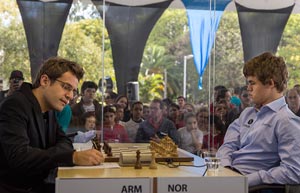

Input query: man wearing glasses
[0,57,104,193]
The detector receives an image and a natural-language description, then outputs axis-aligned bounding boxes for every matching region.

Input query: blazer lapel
[33,108,46,148]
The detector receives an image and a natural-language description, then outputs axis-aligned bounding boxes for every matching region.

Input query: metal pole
[164,69,167,98]
[183,55,193,98]
[183,56,187,98]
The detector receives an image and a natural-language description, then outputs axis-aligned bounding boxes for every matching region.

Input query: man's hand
[150,134,161,143]
[73,149,105,166]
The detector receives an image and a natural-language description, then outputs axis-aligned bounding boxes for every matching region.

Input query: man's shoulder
[162,117,176,125]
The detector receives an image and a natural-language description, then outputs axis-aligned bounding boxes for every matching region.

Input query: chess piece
[149,151,157,169]
[91,136,101,151]
[107,146,113,157]
[103,141,109,154]
[134,150,142,169]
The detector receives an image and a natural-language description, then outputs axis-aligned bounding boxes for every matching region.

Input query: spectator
[286,88,300,116]
[136,98,179,144]
[202,115,225,152]
[124,101,144,142]
[210,85,226,112]
[102,105,130,143]
[227,85,252,123]
[230,86,241,107]
[0,70,24,103]
[74,112,97,143]
[104,91,118,105]
[178,112,203,155]
[177,95,186,110]
[168,103,184,129]
[183,103,195,113]
[142,104,150,120]
[114,103,125,126]
[115,95,131,122]
[55,104,72,132]
[196,106,209,135]
[71,81,102,128]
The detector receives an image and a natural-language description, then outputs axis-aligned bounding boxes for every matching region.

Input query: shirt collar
[261,96,286,113]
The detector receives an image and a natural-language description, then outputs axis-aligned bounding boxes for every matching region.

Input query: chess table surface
[65,142,243,179]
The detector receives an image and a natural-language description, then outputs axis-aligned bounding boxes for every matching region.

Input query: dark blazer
[0,83,74,192]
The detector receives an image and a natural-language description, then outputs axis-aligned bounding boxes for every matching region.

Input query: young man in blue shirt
[217,52,300,187]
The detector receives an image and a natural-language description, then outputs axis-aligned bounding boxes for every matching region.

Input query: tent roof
[56,0,300,12]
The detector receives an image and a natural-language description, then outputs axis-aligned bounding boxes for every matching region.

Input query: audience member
[104,91,118,105]
[102,105,130,143]
[74,112,97,143]
[183,103,195,113]
[142,104,150,120]
[124,101,144,142]
[210,85,226,112]
[0,57,104,193]
[136,98,179,144]
[215,87,234,109]
[217,52,300,187]
[294,84,300,94]
[0,70,24,103]
[115,95,131,122]
[202,115,225,152]
[177,96,186,110]
[71,81,102,128]
[286,88,300,116]
[227,85,252,125]
[55,104,72,132]
[114,103,125,126]
[230,86,241,107]
[196,106,209,135]
[178,112,203,155]
[168,103,184,129]
[214,99,230,127]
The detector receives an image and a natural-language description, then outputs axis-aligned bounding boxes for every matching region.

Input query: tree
[278,14,300,88]
[0,0,30,84]
[59,18,114,91]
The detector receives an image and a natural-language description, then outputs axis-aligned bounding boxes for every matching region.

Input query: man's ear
[268,79,276,88]
[40,74,50,87]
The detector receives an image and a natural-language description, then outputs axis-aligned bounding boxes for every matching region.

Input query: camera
[13,79,20,84]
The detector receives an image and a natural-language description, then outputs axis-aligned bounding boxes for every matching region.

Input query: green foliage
[59,18,114,90]
[278,14,300,88]
[147,9,188,47]
[2,2,300,102]
[0,3,31,84]
[138,73,164,103]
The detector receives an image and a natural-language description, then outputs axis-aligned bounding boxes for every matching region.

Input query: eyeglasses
[55,79,78,97]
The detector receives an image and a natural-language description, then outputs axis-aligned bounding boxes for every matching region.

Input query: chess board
[73,142,194,162]
[104,143,194,163]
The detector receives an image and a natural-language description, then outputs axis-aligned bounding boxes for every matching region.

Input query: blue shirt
[55,104,72,132]
[217,96,300,187]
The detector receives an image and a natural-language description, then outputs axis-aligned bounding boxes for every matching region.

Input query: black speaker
[126,81,139,102]
[98,76,113,92]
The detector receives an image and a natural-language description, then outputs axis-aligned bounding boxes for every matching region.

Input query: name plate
[56,178,151,193]
[156,176,247,193]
